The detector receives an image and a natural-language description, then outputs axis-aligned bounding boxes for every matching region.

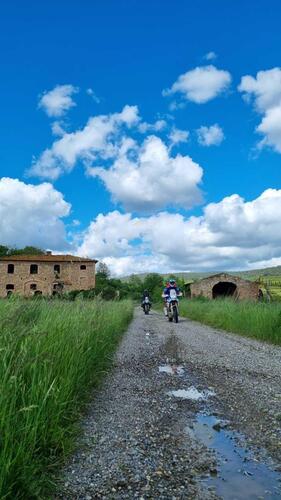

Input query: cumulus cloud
[28,105,140,179]
[0,178,70,249]
[138,119,167,133]
[204,51,217,61]
[169,127,189,146]
[197,124,224,146]
[51,121,65,136]
[163,65,231,104]
[78,189,281,276]
[238,68,281,153]
[38,84,79,117]
[88,135,203,211]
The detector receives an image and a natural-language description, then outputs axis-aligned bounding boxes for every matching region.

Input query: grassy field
[0,297,133,499]
[180,298,281,345]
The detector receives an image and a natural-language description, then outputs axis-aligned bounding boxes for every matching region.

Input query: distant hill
[122,265,281,283]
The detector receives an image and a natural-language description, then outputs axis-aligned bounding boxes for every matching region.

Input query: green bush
[0,297,133,498]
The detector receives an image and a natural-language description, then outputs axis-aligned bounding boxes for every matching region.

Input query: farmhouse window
[7,264,14,274]
[30,284,37,290]
[54,264,60,273]
[6,284,14,290]
[30,264,38,274]
[80,265,86,270]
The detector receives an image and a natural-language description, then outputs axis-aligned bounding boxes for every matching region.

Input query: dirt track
[57,308,281,499]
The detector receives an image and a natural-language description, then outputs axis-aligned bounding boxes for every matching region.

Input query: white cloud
[204,51,217,61]
[238,68,281,153]
[38,84,79,117]
[28,105,140,179]
[197,124,224,146]
[78,189,281,276]
[51,121,65,136]
[86,88,101,103]
[163,65,231,104]
[169,127,189,146]
[138,119,167,133]
[88,135,203,211]
[0,178,70,249]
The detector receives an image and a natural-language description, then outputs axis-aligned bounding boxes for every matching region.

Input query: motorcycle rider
[162,279,181,316]
[141,289,152,310]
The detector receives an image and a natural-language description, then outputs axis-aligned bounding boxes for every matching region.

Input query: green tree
[0,245,45,256]
[10,246,45,255]
[143,273,164,302]
[96,261,110,278]
[0,245,9,257]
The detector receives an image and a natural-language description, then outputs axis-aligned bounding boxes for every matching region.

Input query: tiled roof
[0,254,98,263]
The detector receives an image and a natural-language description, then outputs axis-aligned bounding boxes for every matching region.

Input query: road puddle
[187,414,281,499]
[168,387,215,400]
[159,364,184,375]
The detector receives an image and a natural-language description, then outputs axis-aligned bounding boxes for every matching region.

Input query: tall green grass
[180,298,281,345]
[0,297,133,499]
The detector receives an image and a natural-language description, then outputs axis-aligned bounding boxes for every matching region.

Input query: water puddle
[187,414,281,499]
[168,387,215,401]
[159,364,184,376]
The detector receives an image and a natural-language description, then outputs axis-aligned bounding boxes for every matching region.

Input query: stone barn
[0,253,98,298]
[190,273,260,301]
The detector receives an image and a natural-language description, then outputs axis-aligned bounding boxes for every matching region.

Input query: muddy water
[187,414,281,499]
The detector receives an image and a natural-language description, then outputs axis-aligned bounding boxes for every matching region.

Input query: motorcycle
[166,289,182,323]
[143,296,151,315]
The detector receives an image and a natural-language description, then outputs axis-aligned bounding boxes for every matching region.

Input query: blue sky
[1,0,281,275]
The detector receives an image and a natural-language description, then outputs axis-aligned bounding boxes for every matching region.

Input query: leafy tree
[143,273,164,302]
[0,245,9,257]
[0,245,45,256]
[96,261,110,278]
[11,246,45,255]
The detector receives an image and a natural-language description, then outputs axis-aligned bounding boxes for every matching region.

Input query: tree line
[0,245,45,257]
[70,262,186,302]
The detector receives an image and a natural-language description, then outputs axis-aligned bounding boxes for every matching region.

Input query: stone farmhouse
[190,273,261,301]
[0,253,98,298]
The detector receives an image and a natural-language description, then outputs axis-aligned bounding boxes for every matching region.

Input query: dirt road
[58,309,281,499]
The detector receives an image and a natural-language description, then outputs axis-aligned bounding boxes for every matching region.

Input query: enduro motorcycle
[167,289,182,323]
[143,296,151,315]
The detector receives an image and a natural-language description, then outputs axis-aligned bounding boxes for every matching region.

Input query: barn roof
[192,272,256,284]
[0,254,98,263]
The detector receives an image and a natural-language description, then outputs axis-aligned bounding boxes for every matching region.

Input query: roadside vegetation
[0,297,133,499]
[180,298,281,345]
[74,265,185,303]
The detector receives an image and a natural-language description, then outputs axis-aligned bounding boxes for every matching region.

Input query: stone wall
[190,273,260,301]
[0,260,96,298]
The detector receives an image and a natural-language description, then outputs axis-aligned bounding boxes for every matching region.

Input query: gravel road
[57,308,281,499]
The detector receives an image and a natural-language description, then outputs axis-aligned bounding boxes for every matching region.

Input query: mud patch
[187,414,281,499]
[161,333,186,363]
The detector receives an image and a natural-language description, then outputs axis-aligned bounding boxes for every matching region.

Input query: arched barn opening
[212,281,237,299]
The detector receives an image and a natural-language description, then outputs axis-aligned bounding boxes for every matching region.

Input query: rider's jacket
[162,286,181,299]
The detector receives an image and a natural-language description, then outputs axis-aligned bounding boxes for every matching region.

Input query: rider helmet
[169,279,176,286]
